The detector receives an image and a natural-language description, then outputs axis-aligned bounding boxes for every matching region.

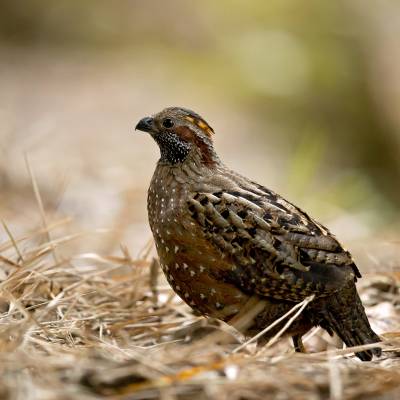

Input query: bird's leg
[292,334,306,353]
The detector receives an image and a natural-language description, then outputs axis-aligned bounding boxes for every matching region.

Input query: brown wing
[187,185,360,302]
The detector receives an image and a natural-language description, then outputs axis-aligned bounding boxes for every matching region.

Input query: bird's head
[135,107,218,166]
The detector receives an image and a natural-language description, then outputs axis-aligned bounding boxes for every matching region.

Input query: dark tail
[312,282,381,361]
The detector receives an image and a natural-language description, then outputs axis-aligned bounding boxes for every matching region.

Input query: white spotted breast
[147,163,249,319]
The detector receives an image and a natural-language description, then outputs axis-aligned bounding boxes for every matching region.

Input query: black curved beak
[135,116,154,133]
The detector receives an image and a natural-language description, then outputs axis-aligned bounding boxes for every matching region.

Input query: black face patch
[155,132,191,164]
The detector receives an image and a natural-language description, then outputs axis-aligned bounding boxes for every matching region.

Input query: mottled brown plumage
[135,107,381,361]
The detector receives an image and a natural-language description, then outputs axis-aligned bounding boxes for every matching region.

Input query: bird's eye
[162,118,174,129]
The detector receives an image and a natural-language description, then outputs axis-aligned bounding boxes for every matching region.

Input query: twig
[24,153,59,265]
[1,219,24,263]
[233,295,315,354]
[259,295,315,353]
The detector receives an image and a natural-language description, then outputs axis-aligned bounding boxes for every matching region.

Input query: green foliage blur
[1,0,399,227]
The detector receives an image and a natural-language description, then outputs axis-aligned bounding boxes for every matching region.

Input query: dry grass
[0,171,400,400]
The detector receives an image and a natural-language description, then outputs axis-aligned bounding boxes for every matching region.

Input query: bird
[135,106,381,361]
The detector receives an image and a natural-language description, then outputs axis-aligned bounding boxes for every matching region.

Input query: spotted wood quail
[135,107,381,361]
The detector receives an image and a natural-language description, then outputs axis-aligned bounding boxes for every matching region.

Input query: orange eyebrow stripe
[197,121,207,129]
[196,120,214,136]
[185,116,214,137]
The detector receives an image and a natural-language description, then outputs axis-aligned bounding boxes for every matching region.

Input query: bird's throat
[155,133,192,165]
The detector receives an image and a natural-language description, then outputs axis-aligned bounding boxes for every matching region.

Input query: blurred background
[0,0,399,271]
